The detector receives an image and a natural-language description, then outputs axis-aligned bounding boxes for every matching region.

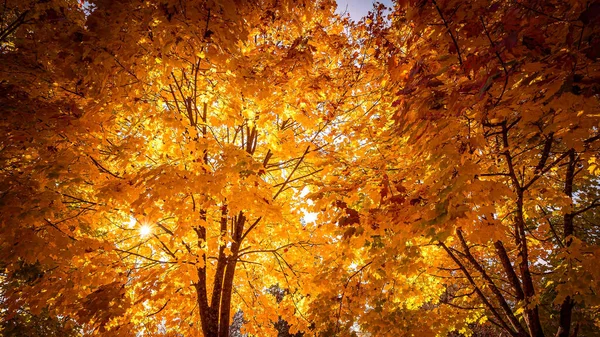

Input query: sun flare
[139,225,152,237]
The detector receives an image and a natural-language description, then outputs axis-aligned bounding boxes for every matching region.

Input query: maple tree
[306,1,600,337]
[2,0,359,336]
[1,0,600,337]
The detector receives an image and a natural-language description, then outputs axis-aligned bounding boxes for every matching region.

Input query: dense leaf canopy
[1,0,599,337]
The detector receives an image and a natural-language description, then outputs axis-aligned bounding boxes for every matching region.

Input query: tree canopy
[1,0,599,336]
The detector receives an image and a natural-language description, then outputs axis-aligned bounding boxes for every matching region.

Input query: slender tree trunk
[556,150,576,337]
[516,192,545,337]
[218,214,245,337]
[194,213,245,337]
[218,255,239,337]
[499,122,545,337]
[195,220,217,336]
[556,296,574,337]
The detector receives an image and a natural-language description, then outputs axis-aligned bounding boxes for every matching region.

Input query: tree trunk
[516,193,545,337]
[218,214,245,337]
[556,150,576,337]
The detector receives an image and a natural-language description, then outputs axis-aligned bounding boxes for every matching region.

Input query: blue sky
[335,0,393,20]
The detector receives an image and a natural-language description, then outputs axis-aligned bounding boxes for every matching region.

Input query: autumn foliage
[1,0,599,336]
